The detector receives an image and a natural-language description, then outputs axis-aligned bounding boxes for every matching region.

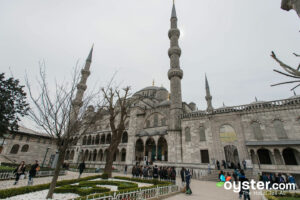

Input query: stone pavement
[166,179,262,200]
[0,171,99,190]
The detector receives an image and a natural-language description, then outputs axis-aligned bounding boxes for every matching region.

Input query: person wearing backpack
[28,160,40,185]
[185,170,192,195]
[13,161,26,185]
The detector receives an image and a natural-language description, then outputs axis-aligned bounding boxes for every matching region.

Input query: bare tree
[281,0,300,17]
[25,47,101,198]
[101,86,132,178]
[271,51,300,90]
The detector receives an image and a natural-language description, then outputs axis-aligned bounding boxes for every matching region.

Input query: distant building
[0,126,57,166]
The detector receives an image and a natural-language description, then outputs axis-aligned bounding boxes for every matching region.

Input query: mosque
[65,2,300,182]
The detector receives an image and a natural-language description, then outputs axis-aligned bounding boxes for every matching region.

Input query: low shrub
[0,175,102,199]
[101,173,109,179]
[54,180,137,196]
[74,176,173,200]
[55,185,110,196]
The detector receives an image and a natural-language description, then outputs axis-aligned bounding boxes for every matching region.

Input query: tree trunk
[104,140,119,178]
[46,146,66,199]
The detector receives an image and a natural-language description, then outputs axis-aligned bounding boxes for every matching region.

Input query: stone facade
[66,3,300,183]
[0,126,57,166]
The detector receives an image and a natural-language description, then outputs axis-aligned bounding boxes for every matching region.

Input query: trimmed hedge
[265,191,300,200]
[74,176,174,200]
[0,175,103,199]
[54,180,137,196]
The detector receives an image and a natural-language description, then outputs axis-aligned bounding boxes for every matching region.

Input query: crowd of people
[131,165,177,182]
[13,160,40,185]
[258,172,297,189]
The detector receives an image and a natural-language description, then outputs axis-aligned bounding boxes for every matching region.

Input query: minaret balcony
[168,47,181,57]
[168,28,180,38]
[168,68,183,79]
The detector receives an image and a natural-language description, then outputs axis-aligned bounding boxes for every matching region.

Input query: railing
[0,170,66,180]
[71,184,179,200]
[181,97,300,119]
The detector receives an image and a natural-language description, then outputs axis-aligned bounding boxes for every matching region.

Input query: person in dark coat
[153,165,159,179]
[13,161,26,185]
[180,167,186,185]
[78,161,86,178]
[185,170,192,194]
[28,160,39,185]
[216,160,220,170]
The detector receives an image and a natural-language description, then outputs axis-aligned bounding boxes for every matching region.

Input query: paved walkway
[167,179,262,200]
[0,171,99,190]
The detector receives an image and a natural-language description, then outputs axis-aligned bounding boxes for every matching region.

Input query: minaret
[70,45,93,122]
[205,74,213,112]
[168,2,183,131]
[168,2,183,163]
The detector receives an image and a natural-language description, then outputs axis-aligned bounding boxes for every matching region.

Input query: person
[13,161,26,185]
[216,160,220,170]
[226,172,232,182]
[185,169,192,195]
[208,163,211,174]
[219,171,225,182]
[28,160,40,185]
[153,165,159,179]
[124,165,127,175]
[288,174,297,189]
[180,167,185,186]
[78,161,86,178]
[171,167,176,183]
[242,160,247,170]
[239,171,250,200]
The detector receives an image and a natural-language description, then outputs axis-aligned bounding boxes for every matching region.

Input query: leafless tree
[101,86,132,178]
[271,51,300,91]
[25,64,101,198]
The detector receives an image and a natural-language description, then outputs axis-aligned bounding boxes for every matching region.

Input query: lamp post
[42,147,51,167]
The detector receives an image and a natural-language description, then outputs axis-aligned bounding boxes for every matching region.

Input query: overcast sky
[1,0,300,117]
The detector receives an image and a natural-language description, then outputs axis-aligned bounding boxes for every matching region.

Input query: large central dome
[134,86,169,101]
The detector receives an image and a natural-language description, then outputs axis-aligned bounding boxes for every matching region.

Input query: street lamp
[42,147,51,167]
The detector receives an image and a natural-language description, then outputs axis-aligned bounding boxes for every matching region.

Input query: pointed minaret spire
[86,44,94,63]
[171,1,177,19]
[71,45,94,120]
[205,74,213,112]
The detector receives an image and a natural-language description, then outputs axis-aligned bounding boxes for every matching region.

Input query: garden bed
[0,174,174,200]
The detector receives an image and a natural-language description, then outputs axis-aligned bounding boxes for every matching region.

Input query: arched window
[273,120,287,139]
[21,144,29,152]
[106,134,111,144]
[122,132,128,143]
[154,114,158,127]
[10,144,19,154]
[93,149,97,161]
[87,135,92,145]
[199,126,206,141]
[121,148,126,162]
[95,135,100,144]
[100,135,105,144]
[251,122,263,140]
[185,127,191,142]
[257,149,272,164]
[82,136,87,145]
